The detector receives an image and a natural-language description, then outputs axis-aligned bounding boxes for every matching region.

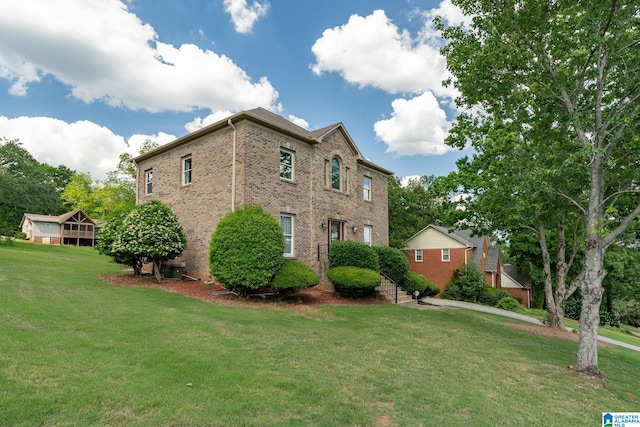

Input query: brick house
[133,107,392,285]
[403,224,532,307]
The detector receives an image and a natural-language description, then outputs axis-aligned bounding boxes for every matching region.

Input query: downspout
[228,119,237,212]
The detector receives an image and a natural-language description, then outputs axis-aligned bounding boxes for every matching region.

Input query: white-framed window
[363,225,372,246]
[145,169,153,195]
[363,176,371,201]
[280,214,294,256]
[415,249,423,262]
[331,157,341,190]
[441,248,450,262]
[182,155,192,185]
[280,148,294,181]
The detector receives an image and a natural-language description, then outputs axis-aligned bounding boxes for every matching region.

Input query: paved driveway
[419,297,640,353]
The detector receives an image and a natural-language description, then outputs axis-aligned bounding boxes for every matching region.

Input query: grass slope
[1,241,638,426]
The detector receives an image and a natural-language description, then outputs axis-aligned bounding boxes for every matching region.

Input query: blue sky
[0,0,472,180]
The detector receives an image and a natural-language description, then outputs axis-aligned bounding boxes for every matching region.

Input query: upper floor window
[182,155,192,185]
[331,157,341,190]
[280,214,294,256]
[280,149,294,181]
[441,248,450,262]
[363,177,372,201]
[145,169,153,195]
[363,225,372,246]
[415,249,423,262]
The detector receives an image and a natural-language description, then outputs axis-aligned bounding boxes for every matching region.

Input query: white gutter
[228,119,237,212]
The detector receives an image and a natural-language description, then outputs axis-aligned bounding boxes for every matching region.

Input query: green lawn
[1,241,638,426]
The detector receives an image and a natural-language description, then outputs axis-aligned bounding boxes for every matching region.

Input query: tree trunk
[152,259,163,284]
[575,237,606,374]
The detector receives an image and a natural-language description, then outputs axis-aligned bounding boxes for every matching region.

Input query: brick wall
[405,247,470,293]
[136,116,389,285]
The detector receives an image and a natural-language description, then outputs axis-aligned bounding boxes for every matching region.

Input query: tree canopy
[439,0,640,375]
[0,138,72,232]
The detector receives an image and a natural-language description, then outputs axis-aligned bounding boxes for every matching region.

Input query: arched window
[331,157,341,190]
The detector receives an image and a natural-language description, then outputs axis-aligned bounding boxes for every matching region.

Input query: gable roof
[403,224,503,272]
[502,264,532,289]
[20,210,95,227]
[133,107,392,175]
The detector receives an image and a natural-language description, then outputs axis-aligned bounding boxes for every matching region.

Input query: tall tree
[0,138,72,231]
[388,175,444,248]
[439,0,640,375]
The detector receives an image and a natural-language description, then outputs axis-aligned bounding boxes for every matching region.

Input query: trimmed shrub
[328,240,379,272]
[272,260,319,296]
[327,266,381,297]
[495,297,521,312]
[374,246,409,284]
[209,206,284,295]
[441,263,487,303]
[404,271,440,297]
[479,287,512,306]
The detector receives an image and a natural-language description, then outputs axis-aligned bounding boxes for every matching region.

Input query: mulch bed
[101,271,389,310]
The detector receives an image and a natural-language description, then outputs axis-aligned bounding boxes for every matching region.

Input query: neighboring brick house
[403,224,531,307]
[20,209,98,246]
[133,108,392,285]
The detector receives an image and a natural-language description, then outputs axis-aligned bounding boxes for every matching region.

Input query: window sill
[280,178,297,185]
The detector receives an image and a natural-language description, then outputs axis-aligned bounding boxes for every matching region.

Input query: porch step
[376,277,417,306]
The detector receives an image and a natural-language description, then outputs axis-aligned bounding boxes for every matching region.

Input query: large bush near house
[96,207,143,275]
[404,271,440,298]
[328,240,379,272]
[327,266,381,297]
[373,246,409,284]
[478,287,512,306]
[111,201,187,283]
[441,263,487,303]
[271,260,319,297]
[209,206,284,296]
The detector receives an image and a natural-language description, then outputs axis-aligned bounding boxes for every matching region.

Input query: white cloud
[224,0,270,34]
[0,0,278,113]
[185,111,234,133]
[374,92,453,156]
[288,115,309,129]
[310,9,456,100]
[0,116,175,181]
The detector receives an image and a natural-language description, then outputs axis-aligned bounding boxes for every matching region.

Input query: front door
[329,220,343,244]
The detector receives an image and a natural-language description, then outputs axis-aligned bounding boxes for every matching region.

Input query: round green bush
[495,297,522,312]
[479,287,512,306]
[404,271,440,297]
[327,266,381,295]
[209,206,284,295]
[374,246,409,284]
[328,240,379,272]
[272,260,319,294]
[441,264,486,303]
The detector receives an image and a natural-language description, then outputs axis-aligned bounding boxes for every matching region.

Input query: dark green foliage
[565,291,622,327]
[621,300,640,327]
[328,240,379,272]
[441,264,487,303]
[495,297,522,312]
[327,266,381,297]
[271,260,319,296]
[0,138,72,231]
[478,287,512,306]
[404,271,440,297]
[374,245,409,284]
[209,206,284,295]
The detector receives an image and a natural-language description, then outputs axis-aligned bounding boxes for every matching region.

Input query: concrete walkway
[418,297,640,353]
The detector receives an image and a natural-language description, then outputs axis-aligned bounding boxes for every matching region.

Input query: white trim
[415,249,423,262]
[441,248,450,262]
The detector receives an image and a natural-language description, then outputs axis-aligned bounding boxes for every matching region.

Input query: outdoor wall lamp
[352,226,358,233]
[321,220,327,230]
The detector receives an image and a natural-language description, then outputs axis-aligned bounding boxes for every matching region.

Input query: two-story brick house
[133,108,392,285]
